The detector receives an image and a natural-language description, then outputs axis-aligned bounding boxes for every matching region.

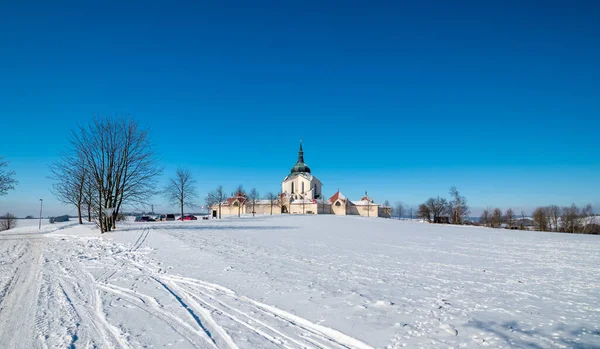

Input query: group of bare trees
[531,204,595,233]
[0,213,16,231]
[416,186,470,224]
[480,207,522,228]
[51,116,162,233]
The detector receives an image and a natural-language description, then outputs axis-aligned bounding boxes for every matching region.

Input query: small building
[434,216,450,224]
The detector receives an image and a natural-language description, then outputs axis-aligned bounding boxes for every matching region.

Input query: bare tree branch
[0,157,18,196]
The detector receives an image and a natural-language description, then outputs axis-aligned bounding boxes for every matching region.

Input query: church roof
[289,141,311,175]
[283,172,316,182]
[329,190,347,203]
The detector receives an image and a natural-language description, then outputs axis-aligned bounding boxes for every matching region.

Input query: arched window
[291,182,294,194]
[335,201,341,207]
[301,182,304,193]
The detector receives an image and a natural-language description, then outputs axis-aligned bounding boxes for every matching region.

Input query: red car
[177,214,197,221]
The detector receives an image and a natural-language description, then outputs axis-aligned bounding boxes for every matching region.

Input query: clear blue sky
[1,1,599,217]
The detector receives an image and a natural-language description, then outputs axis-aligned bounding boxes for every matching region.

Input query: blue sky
[1,1,599,217]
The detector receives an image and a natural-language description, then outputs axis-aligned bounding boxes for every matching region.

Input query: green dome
[291,162,311,174]
[290,141,311,174]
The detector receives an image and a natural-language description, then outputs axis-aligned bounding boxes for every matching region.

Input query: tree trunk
[87,206,91,222]
[77,204,82,224]
[181,200,184,223]
[218,204,221,219]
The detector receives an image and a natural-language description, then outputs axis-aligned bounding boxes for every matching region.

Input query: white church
[211,142,391,218]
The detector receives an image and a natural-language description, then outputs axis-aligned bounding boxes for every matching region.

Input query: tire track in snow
[123,259,373,349]
[172,276,372,349]
[35,239,132,349]
[0,238,44,349]
[98,282,216,349]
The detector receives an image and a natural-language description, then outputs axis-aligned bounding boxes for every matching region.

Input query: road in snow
[0,215,599,348]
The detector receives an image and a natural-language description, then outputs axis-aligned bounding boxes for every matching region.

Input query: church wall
[282,176,322,201]
[356,205,378,217]
[246,203,281,215]
[289,203,318,214]
[331,201,347,215]
[210,205,239,216]
[317,203,332,214]
[347,205,360,216]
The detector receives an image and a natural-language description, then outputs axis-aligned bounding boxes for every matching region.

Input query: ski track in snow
[1,216,599,348]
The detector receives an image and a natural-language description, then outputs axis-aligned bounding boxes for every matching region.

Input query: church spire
[289,140,311,174]
[297,140,304,163]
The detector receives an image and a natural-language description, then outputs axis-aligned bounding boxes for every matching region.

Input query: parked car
[135,216,155,222]
[165,214,176,221]
[155,214,166,221]
[177,214,197,221]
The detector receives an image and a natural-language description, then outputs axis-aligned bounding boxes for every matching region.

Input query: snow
[1,215,599,348]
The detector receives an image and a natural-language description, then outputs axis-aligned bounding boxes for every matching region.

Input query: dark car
[165,214,176,221]
[177,214,197,221]
[135,216,155,222]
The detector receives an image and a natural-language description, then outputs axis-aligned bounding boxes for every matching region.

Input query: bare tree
[480,207,491,227]
[532,207,549,231]
[395,202,405,219]
[247,188,260,217]
[69,116,162,233]
[232,185,246,217]
[490,208,503,228]
[277,193,286,213]
[206,185,227,219]
[383,200,391,208]
[560,204,581,233]
[449,186,469,224]
[363,192,372,217]
[83,177,94,222]
[320,190,327,213]
[0,157,18,196]
[266,192,278,215]
[409,207,413,219]
[581,204,593,234]
[504,208,515,229]
[164,168,198,221]
[301,191,307,214]
[425,196,448,223]
[417,203,431,222]
[50,154,87,224]
[0,213,17,231]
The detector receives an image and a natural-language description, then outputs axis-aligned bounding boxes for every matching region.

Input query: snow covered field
[1,215,599,348]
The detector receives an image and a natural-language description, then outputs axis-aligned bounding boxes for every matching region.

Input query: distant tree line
[480,204,597,234]
[395,187,598,235]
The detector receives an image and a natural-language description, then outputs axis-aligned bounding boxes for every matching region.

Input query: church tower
[282,141,322,201]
